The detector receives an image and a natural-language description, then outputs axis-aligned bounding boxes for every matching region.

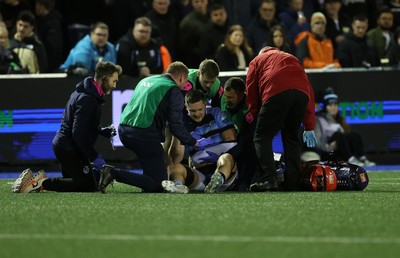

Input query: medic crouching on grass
[12,61,122,193]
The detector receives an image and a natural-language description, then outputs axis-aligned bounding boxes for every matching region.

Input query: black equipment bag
[326,161,369,191]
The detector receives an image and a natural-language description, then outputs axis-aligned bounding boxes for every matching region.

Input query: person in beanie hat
[314,87,376,166]
[295,12,341,68]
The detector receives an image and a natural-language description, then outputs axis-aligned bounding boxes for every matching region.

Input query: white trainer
[11,168,34,193]
[363,159,376,167]
[348,156,365,167]
[161,180,189,194]
[20,170,49,193]
[204,172,223,193]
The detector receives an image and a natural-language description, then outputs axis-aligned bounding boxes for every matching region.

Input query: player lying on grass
[162,89,238,193]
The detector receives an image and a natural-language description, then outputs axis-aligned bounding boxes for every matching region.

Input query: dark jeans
[329,131,365,161]
[43,145,97,192]
[254,90,308,190]
[116,125,167,192]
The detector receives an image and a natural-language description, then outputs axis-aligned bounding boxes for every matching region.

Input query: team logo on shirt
[83,165,90,174]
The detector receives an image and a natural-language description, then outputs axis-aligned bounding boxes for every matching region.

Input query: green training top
[186,69,220,101]
[220,94,248,133]
[120,75,176,128]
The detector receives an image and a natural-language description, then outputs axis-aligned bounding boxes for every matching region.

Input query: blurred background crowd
[1,0,400,75]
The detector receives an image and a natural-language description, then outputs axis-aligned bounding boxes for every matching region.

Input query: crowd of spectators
[1,0,400,74]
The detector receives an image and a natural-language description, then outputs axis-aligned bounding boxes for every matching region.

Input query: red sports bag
[300,161,337,191]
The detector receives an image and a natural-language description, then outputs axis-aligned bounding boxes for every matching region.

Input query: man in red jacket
[246,46,317,191]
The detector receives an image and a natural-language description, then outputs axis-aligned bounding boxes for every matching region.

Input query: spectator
[387,0,400,30]
[214,24,254,71]
[276,0,322,19]
[57,0,115,47]
[170,0,193,22]
[198,4,229,60]
[279,0,310,47]
[336,15,378,67]
[105,0,150,43]
[59,22,116,76]
[341,0,378,28]
[295,12,341,68]
[322,0,351,49]
[35,0,63,72]
[262,25,293,53]
[218,0,259,29]
[98,62,197,193]
[178,0,209,68]
[367,8,398,66]
[116,17,172,78]
[145,0,179,60]
[314,87,376,166]
[162,89,237,193]
[12,10,48,73]
[0,0,31,32]
[246,0,281,53]
[0,25,25,74]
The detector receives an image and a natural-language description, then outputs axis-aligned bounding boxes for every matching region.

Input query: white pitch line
[0,234,399,244]
[372,178,400,181]
[368,183,400,185]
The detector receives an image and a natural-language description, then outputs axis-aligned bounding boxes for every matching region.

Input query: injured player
[162,89,237,193]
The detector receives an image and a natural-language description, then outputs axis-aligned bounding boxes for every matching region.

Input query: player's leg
[251,100,283,191]
[204,153,236,193]
[281,90,308,190]
[163,126,173,166]
[162,163,189,193]
[169,136,185,164]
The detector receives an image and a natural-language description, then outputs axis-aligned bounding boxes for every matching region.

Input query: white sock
[173,179,183,185]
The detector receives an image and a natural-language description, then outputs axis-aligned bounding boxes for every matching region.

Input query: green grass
[1,172,400,258]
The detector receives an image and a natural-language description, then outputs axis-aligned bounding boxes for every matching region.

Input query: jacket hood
[75,77,104,102]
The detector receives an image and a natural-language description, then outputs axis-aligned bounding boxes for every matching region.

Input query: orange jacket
[295,32,341,68]
[160,45,172,73]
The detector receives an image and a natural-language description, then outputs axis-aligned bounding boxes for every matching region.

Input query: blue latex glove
[92,155,106,170]
[191,132,202,140]
[303,130,317,148]
[198,151,220,163]
[99,124,117,138]
[197,137,214,149]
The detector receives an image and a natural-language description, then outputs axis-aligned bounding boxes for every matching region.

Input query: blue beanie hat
[323,87,338,105]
